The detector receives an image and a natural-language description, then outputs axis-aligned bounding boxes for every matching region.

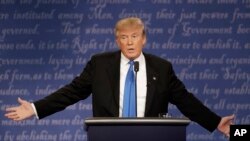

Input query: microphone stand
[134,61,139,117]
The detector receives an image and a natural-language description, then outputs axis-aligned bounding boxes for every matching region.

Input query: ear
[142,36,147,48]
[115,38,121,49]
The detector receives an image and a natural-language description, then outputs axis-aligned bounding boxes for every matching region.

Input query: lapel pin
[153,77,157,80]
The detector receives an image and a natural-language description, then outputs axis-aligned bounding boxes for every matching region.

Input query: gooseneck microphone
[134,61,139,72]
[134,61,139,117]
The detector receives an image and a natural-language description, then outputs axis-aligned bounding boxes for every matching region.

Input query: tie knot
[128,60,134,66]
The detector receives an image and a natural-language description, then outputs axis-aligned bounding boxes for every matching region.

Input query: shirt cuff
[31,103,39,119]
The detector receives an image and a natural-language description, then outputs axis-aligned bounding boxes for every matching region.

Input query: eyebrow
[120,32,141,36]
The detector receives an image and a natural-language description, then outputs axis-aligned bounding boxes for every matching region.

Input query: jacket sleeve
[167,64,221,132]
[34,58,94,119]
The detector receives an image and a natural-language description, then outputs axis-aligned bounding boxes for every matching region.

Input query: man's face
[116,28,146,60]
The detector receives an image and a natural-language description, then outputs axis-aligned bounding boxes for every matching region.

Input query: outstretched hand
[5,97,35,121]
[217,114,235,137]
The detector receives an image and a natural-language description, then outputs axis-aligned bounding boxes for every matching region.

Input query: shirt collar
[121,52,144,66]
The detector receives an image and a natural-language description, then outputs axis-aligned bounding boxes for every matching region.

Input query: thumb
[18,97,26,104]
[230,114,236,122]
[228,114,235,120]
[226,114,235,125]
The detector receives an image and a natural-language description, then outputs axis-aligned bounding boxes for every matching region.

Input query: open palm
[5,98,35,121]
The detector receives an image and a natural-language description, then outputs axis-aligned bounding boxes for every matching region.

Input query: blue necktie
[122,61,136,117]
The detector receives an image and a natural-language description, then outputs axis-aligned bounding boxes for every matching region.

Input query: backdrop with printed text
[0,1,250,141]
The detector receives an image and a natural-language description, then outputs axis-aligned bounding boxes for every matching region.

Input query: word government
[182,22,232,36]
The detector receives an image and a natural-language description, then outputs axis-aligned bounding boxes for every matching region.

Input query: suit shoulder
[91,51,119,60]
[89,51,120,63]
[144,52,172,66]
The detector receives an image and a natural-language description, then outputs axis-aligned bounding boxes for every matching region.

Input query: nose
[127,37,133,45]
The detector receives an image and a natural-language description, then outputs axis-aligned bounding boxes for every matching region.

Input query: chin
[128,56,138,60]
[124,52,139,60]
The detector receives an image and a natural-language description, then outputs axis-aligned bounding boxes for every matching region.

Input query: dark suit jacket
[34,51,221,132]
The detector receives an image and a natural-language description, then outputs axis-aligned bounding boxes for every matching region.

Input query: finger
[5,113,19,119]
[5,112,17,117]
[225,115,235,124]
[230,120,234,125]
[14,117,22,121]
[229,114,235,120]
[13,116,21,121]
[227,131,230,137]
[13,115,26,121]
[226,127,230,134]
[5,107,18,112]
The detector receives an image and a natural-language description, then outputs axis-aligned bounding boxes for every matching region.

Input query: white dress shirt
[119,53,147,117]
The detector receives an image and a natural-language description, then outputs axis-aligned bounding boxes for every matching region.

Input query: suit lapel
[106,51,121,116]
[144,53,158,116]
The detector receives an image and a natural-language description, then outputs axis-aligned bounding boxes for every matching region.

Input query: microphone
[134,61,139,72]
[134,61,139,117]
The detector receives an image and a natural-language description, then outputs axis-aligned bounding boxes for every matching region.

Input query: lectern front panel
[88,125,185,141]
[85,118,190,141]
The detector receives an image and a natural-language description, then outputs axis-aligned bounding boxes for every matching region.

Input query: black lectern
[85,117,190,141]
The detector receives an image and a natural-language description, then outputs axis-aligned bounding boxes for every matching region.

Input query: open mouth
[127,49,135,54]
[128,48,134,51]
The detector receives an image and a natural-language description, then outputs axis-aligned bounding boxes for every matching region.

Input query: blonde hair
[114,17,146,37]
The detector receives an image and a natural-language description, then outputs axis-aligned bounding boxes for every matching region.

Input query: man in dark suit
[5,17,234,137]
